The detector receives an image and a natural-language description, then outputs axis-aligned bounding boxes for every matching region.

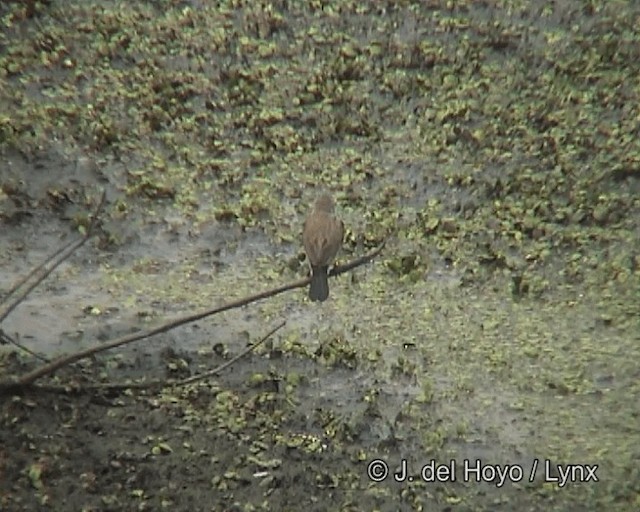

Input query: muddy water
[2,1,640,510]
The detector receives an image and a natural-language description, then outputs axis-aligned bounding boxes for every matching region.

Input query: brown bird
[302,193,344,302]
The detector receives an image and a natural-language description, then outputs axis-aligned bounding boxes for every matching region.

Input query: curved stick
[0,239,385,393]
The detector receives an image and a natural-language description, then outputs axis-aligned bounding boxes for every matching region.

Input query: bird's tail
[309,266,329,302]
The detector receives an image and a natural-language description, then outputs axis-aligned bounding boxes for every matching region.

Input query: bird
[302,192,344,302]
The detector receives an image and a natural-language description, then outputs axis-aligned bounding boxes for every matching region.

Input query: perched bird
[302,193,344,302]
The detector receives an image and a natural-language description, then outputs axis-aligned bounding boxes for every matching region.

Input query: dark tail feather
[309,266,329,302]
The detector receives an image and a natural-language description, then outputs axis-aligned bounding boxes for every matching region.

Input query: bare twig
[0,330,49,363]
[0,239,385,392]
[174,320,285,387]
[330,239,386,277]
[18,320,286,394]
[0,190,106,324]
[0,237,77,303]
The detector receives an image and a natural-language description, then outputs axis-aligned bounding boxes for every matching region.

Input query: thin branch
[18,320,286,394]
[0,239,385,392]
[330,239,386,277]
[0,237,77,303]
[0,329,49,363]
[0,190,106,324]
[174,320,284,387]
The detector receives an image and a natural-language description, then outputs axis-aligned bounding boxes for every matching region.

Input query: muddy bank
[1,1,639,510]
